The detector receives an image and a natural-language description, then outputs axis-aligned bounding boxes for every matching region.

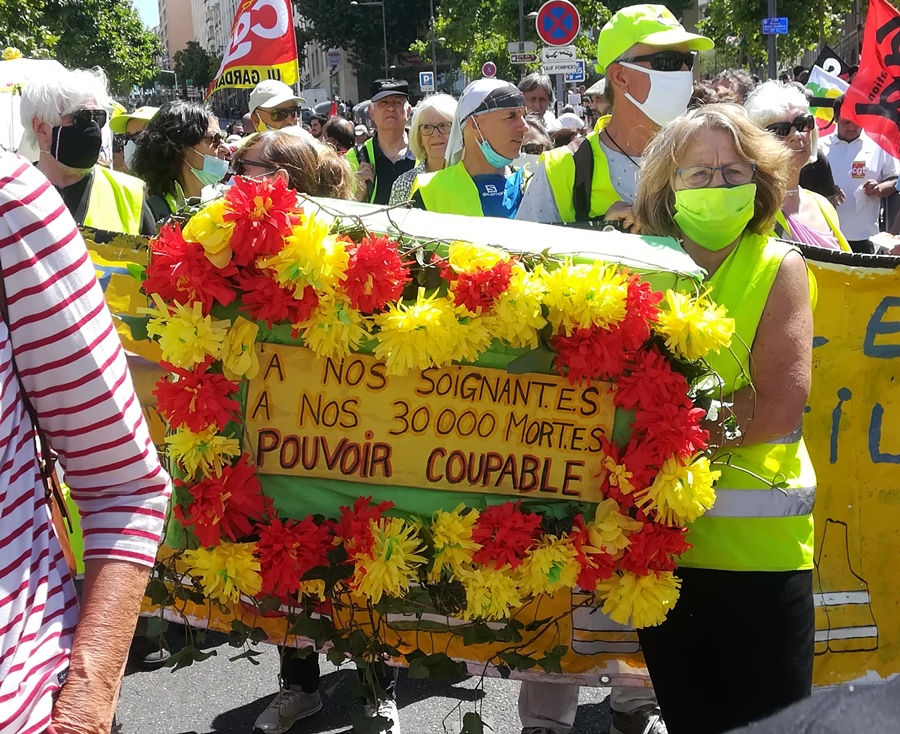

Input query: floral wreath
[139,176,735,678]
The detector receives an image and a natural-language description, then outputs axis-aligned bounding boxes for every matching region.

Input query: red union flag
[207,0,299,98]
[844,0,900,157]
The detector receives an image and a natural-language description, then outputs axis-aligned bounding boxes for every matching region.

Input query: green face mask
[673,183,757,251]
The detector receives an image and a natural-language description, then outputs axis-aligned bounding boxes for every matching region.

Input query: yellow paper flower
[353,518,427,603]
[373,289,459,375]
[482,264,546,349]
[221,316,260,380]
[297,579,326,601]
[655,290,735,361]
[3,47,23,61]
[428,504,481,582]
[600,453,636,496]
[459,565,523,621]
[141,294,228,368]
[182,198,235,268]
[165,426,241,478]
[637,454,719,526]
[598,571,681,628]
[300,295,369,359]
[542,262,629,335]
[587,498,643,556]
[183,542,262,605]
[447,241,507,273]
[258,213,348,294]
[453,309,493,364]
[516,535,580,597]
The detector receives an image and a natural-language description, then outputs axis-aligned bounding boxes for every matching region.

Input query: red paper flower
[343,234,410,313]
[614,347,693,413]
[471,501,542,569]
[451,260,514,313]
[154,359,240,432]
[174,477,228,547]
[597,437,659,507]
[224,176,300,267]
[256,515,333,598]
[143,223,237,313]
[633,403,710,463]
[551,325,631,384]
[619,522,691,575]
[618,275,662,351]
[234,267,319,328]
[571,514,617,590]
[331,496,395,559]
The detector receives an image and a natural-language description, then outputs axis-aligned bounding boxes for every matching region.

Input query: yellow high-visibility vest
[412,161,484,216]
[83,165,145,235]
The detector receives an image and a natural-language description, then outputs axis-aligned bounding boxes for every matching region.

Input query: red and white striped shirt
[0,154,171,733]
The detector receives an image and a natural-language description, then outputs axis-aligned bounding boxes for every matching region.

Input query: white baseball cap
[354,124,368,136]
[249,80,305,114]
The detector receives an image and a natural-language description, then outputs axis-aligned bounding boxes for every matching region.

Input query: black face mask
[49,121,103,169]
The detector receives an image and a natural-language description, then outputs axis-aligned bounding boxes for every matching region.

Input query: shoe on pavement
[362,699,401,734]
[522,728,566,734]
[610,703,668,734]
[128,633,171,670]
[253,688,322,733]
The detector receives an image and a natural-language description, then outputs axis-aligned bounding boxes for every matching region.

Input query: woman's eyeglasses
[766,114,816,137]
[71,108,108,128]
[617,50,695,72]
[420,122,452,137]
[676,162,758,189]
[521,143,549,155]
[231,158,279,176]
[267,105,302,122]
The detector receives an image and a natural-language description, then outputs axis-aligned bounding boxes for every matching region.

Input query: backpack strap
[571,136,594,223]
[146,194,172,224]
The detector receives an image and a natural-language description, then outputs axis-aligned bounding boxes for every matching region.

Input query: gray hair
[743,80,809,128]
[408,93,457,160]
[518,73,555,104]
[20,67,112,152]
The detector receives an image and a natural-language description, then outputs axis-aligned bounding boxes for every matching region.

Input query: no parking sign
[535,0,581,47]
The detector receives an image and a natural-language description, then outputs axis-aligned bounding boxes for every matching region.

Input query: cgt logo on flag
[844,0,900,157]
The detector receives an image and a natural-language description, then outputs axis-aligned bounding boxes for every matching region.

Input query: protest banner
[813,44,851,81]
[844,0,900,157]
[806,65,849,135]
[206,0,299,98]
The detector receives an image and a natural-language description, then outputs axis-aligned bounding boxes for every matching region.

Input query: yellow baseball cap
[596,4,713,73]
[109,106,159,133]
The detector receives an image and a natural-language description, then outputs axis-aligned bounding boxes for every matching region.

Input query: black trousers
[636,568,814,734]
[279,646,398,701]
[847,238,876,254]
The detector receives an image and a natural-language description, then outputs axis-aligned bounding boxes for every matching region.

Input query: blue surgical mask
[471,117,515,169]
[189,148,229,186]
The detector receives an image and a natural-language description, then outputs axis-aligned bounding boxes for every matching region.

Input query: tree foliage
[1,0,163,95]
[174,41,221,93]
[699,0,853,74]
[294,0,433,81]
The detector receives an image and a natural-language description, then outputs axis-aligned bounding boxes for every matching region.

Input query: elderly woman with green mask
[632,103,818,734]
[410,78,529,218]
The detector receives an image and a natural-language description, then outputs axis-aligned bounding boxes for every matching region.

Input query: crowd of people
[2,2,899,734]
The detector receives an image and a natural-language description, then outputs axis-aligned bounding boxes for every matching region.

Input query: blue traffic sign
[564,60,586,83]
[419,71,435,92]
[762,17,788,35]
[536,0,581,47]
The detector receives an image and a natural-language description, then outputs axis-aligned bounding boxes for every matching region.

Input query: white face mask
[619,63,693,127]
[123,139,137,170]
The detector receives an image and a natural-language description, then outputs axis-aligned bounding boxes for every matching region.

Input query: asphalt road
[117,631,613,734]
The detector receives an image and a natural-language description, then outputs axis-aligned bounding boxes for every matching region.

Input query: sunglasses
[71,108,108,128]
[617,50,695,72]
[267,105,301,123]
[231,158,279,176]
[203,132,224,148]
[421,122,452,137]
[521,143,549,155]
[765,114,816,137]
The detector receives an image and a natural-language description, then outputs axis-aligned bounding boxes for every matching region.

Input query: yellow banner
[247,346,616,503]
[208,62,298,94]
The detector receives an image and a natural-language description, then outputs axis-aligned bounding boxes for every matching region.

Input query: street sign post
[419,71,435,92]
[510,52,539,64]
[541,45,576,62]
[327,50,341,74]
[482,61,497,78]
[507,41,537,53]
[761,17,788,34]
[542,59,582,75]
[535,0,581,47]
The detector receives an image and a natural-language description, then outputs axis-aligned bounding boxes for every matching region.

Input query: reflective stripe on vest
[542,116,621,222]
[678,232,817,573]
[83,166,145,235]
[413,161,485,217]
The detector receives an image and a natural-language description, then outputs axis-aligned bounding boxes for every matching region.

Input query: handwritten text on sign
[246,345,616,501]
